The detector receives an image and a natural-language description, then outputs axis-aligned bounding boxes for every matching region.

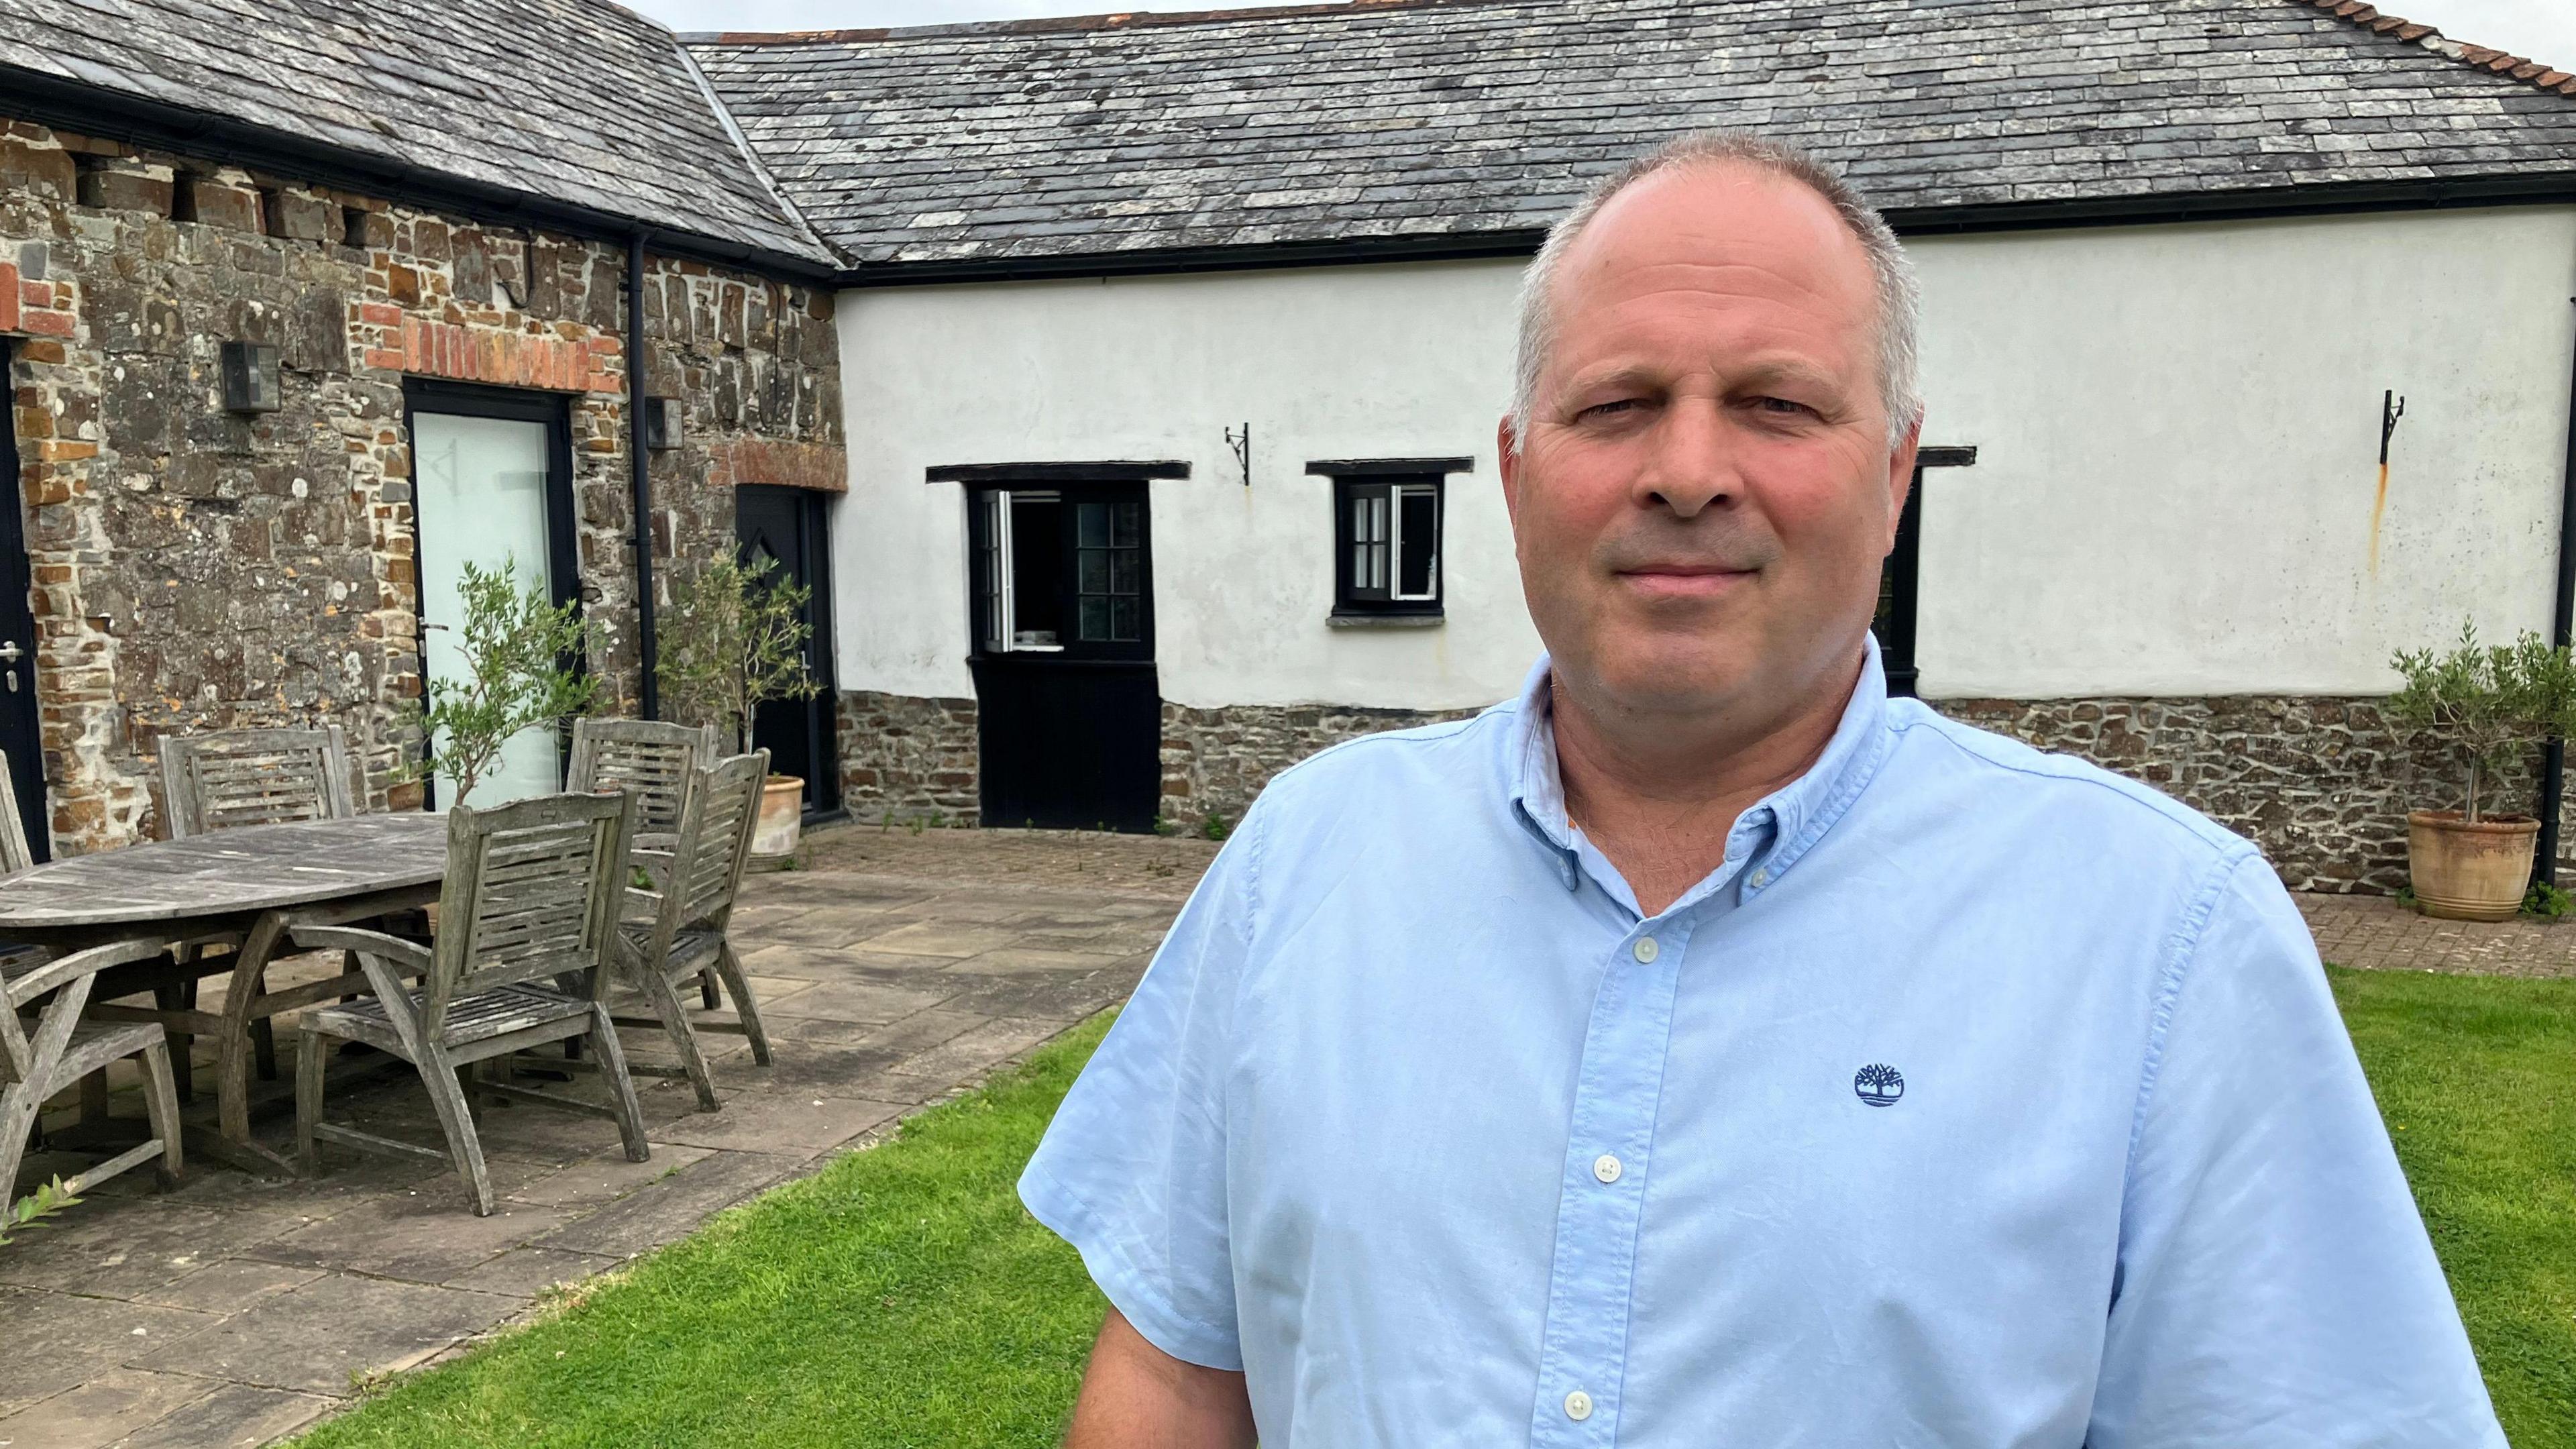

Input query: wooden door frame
[0,339,46,859]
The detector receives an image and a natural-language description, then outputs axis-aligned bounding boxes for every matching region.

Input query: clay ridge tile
[2303,0,2576,102]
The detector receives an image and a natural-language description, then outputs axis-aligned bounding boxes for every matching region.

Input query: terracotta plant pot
[2406,810,2538,922]
[749,773,804,867]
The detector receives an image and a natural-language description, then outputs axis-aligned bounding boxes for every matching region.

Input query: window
[969,484,1151,661]
[1311,457,1470,623]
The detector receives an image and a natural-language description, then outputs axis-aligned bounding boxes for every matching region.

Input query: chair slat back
[566,719,716,839]
[0,749,37,875]
[163,726,357,839]
[425,790,632,1038]
[680,751,768,928]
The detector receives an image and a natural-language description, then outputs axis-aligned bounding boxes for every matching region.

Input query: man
[1020,132,2502,1446]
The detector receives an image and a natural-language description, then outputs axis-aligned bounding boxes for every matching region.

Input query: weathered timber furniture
[567,718,715,841]
[162,726,359,838]
[3,935,190,1201]
[0,814,449,1174]
[292,792,650,1216]
[609,751,771,1110]
[568,718,720,1004]
[157,725,362,1094]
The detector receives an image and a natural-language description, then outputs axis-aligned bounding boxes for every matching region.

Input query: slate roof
[689,0,2576,274]
[0,0,836,268]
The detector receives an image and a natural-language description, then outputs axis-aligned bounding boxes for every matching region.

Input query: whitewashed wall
[833,206,2576,708]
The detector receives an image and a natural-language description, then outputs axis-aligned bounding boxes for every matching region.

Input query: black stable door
[736,484,840,817]
[966,482,1161,833]
[0,343,47,858]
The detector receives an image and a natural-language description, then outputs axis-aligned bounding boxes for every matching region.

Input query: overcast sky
[633,0,2576,68]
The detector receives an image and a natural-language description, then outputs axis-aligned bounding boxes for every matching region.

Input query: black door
[1873,445,1976,700]
[736,484,839,817]
[0,343,47,859]
[965,482,1161,833]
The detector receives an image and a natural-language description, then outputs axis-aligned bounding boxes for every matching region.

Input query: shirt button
[1750,867,1770,888]
[1564,1389,1594,1421]
[1632,936,1658,963]
[1592,1153,1622,1184]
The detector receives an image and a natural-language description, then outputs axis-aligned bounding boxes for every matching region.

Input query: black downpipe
[2539,296,2576,888]
[628,232,659,720]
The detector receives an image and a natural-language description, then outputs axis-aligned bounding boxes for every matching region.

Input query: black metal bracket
[2380,388,2406,465]
[1224,423,1251,486]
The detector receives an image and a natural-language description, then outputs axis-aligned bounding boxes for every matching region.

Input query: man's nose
[1633,396,1739,519]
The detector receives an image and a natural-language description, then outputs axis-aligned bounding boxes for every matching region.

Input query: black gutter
[1,65,841,286]
[839,172,2576,288]
[2541,295,2576,887]
[627,232,660,720]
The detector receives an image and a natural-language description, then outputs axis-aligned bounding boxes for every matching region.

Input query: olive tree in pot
[405,557,601,808]
[658,554,820,865]
[2387,623,2576,920]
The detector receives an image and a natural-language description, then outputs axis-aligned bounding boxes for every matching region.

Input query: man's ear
[1882,414,1921,555]
[1498,415,1523,525]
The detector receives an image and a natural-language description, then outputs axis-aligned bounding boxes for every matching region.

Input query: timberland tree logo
[1854,1063,1904,1107]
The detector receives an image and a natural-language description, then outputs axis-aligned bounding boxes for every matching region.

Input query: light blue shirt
[1021,639,2501,1446]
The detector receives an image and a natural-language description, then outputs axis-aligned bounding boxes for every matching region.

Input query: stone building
[0,0,847,855]
[690,0,2576,890]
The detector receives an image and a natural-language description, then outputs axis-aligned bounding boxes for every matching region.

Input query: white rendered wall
[833,207,2576,708]
[1910,206,2576,698]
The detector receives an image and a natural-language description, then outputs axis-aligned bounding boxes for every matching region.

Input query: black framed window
[1874,445,1976,698]
[1310,456,1471,623]
[967,482,1152,662]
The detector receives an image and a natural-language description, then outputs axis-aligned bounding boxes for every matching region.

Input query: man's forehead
[1556,162,1874,309]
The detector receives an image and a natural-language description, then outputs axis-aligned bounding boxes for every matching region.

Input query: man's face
[1499,162,1918,726]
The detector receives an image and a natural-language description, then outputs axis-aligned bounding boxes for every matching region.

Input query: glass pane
[1079,596,1111,641]
[1009,496,1064,646]
[1110,549,1138,596]
[413,411,559,807]
[1398,488,1437,598]
[1078,549,1110,595]
[1077,501,1109,548]
[1111,596,1138,641]
[1112,501,1140,548]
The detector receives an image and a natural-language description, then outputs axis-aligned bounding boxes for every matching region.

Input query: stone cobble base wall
[837,686,2547,892]
[1925,695,2556,895]
[1,115,842,851]
[1159,699,1479,835]
[837,689,981,826]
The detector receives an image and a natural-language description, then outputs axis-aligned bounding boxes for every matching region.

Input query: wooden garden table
[0,813,449,1174]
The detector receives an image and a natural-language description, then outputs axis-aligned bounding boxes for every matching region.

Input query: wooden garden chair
[289,791,651,1216]
[568,718,722,1005]
[156,724,361,1093]
[2,935,191,1203]
[609,751,771,1111]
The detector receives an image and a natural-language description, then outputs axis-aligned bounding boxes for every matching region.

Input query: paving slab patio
[7,822,2563,1446]
[0,823,1195,1448]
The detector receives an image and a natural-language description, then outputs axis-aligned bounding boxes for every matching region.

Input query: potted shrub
[658,553,821,865]
[406,556,601,808]
[2387,623,2576,920]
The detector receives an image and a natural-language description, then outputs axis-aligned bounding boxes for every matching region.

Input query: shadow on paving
[0,822,1180,1448]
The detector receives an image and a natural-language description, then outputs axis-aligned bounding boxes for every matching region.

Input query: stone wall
[0,116,842,853]
[837,689,981,826]
[838,683,2562,892]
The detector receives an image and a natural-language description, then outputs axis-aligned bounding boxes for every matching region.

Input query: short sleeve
[1016,806,1260,1372]
[2089,853,2504,1447]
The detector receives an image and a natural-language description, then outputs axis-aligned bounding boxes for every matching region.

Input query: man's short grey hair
[1508,131,1923,452]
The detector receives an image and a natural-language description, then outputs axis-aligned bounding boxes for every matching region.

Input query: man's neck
[1550,651,1864,916]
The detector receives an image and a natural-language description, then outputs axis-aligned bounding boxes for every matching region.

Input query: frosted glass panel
[413,411,559,808]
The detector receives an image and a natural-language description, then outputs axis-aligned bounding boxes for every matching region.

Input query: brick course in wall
[838,685,2555,892]
[1,117,843,853]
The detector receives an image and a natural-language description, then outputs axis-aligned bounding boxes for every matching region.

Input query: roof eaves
[2302,0,2576,97]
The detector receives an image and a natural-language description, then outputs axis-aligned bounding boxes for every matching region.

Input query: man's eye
[1756,396,1814,416]
[1579,398,1642,419]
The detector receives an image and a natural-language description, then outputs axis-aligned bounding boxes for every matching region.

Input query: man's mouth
[1615,562,1757,598]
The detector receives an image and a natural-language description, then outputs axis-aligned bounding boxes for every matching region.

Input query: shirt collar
[1505,633,1896,900]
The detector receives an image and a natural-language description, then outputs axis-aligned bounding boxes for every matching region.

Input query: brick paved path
[0,826,1194,1448]
[3,824,2563,1447]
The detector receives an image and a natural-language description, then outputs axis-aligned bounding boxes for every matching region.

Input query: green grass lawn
[299,971,2575,1448]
